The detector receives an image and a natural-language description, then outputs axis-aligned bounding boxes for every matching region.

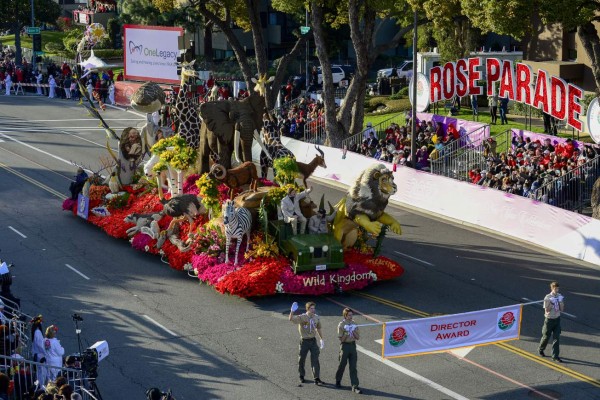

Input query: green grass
[0,31,66,51]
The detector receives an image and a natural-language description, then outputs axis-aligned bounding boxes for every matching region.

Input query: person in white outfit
[36,72,44,95]
[87,81,94,102]
[108,81,115,105]
[48,75,56,98]
[43,325,65,384]
[30,315,47,389]
[280,186,312,235]
[4,73,11,96]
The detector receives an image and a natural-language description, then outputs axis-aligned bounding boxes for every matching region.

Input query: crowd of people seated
[468,135,600,203]
[273,96,325,140]
[347,117,460,171]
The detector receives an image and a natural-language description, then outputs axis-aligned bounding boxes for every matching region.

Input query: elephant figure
[198,93,271,174]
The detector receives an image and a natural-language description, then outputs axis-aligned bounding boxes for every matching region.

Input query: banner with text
[382,304,522,358]
[123,25,183,84]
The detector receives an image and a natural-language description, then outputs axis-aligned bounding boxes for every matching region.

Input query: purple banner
[511,129,584,150]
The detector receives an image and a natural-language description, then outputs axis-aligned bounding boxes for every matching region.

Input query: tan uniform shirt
[291,313,321,339]
[543,293,564,319]
[337,319,359,343]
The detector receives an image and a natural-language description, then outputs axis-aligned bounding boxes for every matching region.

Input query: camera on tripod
[72,314,84,322]
[81,341,109,379]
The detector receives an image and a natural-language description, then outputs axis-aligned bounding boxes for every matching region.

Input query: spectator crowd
[1,46,119,105]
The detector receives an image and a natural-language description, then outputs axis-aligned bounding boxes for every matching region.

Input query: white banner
[382,304,522,358]
[123,25,183,84]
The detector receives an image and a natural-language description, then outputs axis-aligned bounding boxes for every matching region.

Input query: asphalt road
[0,94,599,400]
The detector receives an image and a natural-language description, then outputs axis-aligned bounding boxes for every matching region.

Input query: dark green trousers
[539,317,561,358]
[335,342,359,387]
[298,338,320,379]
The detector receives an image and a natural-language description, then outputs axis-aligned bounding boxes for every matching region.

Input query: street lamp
[410,9,417,169]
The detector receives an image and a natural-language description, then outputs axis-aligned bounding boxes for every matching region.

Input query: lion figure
[332,164,402,248]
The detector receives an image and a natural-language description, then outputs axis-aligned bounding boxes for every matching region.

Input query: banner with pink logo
[382,304,523,358]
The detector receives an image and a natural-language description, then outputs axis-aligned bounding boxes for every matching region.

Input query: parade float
[61,25,404,298]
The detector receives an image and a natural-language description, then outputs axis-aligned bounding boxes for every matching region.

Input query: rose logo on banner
[389,327,407,347]
[497,311,515,331]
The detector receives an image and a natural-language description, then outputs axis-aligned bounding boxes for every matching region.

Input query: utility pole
[410,9,418,169]
[15,0,22,67]
[305,8,309,88]
[31,0,36,69]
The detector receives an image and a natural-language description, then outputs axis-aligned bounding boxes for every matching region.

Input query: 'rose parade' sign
[383,304,522,358]
[410,57,588,131]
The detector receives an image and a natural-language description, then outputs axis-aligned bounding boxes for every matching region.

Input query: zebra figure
[222,200,252,265]
[260,124,295,178]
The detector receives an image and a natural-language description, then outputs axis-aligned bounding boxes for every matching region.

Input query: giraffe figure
[172,61,201,149]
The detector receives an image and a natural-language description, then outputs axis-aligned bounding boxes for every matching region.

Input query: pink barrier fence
[259,138,600,267]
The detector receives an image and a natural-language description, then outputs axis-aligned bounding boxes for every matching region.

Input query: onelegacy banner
[382,304,522,358]
[123,25,183,84]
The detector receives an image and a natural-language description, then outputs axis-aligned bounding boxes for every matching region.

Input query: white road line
[8,226,27,238]
[27,118,143,122]
[143,315,177,336]
[394,251,435,266]
[522,297,577,318]
[0,127,130,131]
[0,132,81,164]
[106,104,145,118]
[357,344,469,400]
[65,264,90,280]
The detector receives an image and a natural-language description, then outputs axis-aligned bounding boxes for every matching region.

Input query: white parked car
[377,61,413,79]
[317,65,355,86]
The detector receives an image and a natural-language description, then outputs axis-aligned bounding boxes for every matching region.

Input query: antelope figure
[296,146,327,187]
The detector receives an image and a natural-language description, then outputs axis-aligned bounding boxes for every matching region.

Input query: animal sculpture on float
[197,74,273,174]
[332,163,402,248]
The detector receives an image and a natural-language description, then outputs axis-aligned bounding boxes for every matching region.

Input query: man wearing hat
[308,208,337,234]
[281,187,312,235]
[363,122,376,141]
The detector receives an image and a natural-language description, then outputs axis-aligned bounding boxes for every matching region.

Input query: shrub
[44,42,65,53]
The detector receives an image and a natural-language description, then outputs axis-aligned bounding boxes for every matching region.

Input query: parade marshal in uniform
[335,308,362,393]
[289,301,324,385]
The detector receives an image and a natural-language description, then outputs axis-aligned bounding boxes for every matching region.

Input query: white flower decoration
[183,263,193,271]
[144,245,150,252]
[275,281,284,293]
[159,249,165,255]
[370,272,378,282]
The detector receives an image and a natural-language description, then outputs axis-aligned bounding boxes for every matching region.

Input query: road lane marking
[449,346,475,358]
[393,251,435,266]
[454,353,558,400]
[27,118,143,122]
[0,162,66,199]
[522,297,577,318]
[354,292,600,389]
[65,264,90,280]
[357,345,470,400]
[8,226,27,238]
[0,133,78,164]
[143,315,177,336]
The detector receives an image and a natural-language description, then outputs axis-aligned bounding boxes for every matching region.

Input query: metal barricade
[430,130,510,181]
[340,112,408,150]
[303,116,327,144]
[0,353,97,400]
[530,157,600,212]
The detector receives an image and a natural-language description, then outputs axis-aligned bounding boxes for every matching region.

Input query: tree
[271,0,425,146]
[153,0,307,109]
[0,0,60,65]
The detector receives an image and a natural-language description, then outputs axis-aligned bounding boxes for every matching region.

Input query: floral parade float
[62,26,404,297]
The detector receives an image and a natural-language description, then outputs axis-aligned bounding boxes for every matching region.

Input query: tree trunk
[311,1,343,147]
[269,35,308,109]
[246,0,268,81]
[197,4,253,91]
[578,22,600,94]
[203,21,213,63]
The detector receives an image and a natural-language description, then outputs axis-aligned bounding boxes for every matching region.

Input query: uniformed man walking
[335,308,361,393]
[289,301,324,385]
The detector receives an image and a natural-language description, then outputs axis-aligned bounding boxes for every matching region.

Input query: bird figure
[108,171,121,194]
